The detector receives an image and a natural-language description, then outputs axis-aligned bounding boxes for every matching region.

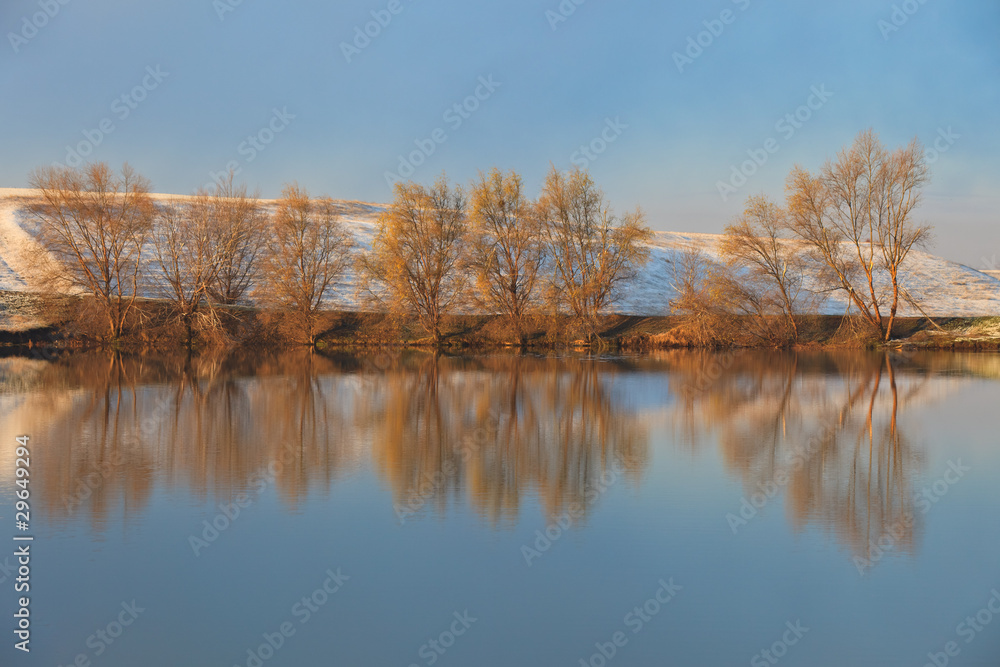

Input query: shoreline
[2,298,998,354]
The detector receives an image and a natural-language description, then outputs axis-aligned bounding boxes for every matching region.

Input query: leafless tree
[152,195,222,347]
[668,246,739,347]
[468,168,545,346]
[538,166,651,339]
[358,176,469,346]
[206,175,268,306]
[876,140,931,338]
[259,184,354,346]
[786,129,930,341]
[28,162,154,340]
[719,195,806,343]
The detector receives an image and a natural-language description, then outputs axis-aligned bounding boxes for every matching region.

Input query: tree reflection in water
[6,348,968,564]
[666,350,929,562]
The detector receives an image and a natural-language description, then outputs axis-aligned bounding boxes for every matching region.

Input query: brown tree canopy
[206,175,268,306]
[539,166,652,338]
[468,168,545,345]
[359,175,470,345]
[719,194,807,344]
[152,195,221,346]
[786,129,930,340]
[28,162,155,339]
[260,184,354,345]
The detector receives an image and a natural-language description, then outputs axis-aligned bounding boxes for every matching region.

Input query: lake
[1,350,998,666]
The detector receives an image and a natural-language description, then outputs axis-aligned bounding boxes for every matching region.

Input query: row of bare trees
[26,129,930,349]
[362,168,652,345]
[27,164,651,347]
[673,129,931,346]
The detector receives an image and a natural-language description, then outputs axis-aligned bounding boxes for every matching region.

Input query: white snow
[1,187,998,320]
[620,231,1000,317]
[0,190,42,292]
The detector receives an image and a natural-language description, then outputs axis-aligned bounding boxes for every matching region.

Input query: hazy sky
[2,0,998,266]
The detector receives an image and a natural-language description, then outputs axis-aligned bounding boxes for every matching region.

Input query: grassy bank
[1,291,998,353]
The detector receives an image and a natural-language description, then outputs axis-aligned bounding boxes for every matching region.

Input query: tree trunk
[884,280,900,342]
[432,320,442,348]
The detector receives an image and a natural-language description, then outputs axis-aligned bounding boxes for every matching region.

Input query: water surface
[1,350,999,666]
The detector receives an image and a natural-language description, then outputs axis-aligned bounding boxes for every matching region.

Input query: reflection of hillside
[668,351,927,561]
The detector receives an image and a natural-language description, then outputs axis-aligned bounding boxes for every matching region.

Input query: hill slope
[1,188,998,322]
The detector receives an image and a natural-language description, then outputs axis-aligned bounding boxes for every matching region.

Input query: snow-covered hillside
[1,188,998,322]
[622,230,1000,317]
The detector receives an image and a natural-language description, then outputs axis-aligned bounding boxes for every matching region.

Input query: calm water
[1,350,999,666]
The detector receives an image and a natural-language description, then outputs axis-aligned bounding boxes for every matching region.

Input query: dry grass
[1,291,994,352]
[0,291,50,331]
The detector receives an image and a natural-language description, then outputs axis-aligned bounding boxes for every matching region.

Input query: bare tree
[206,175,268,306]
[719,195,805,343]
[668,246,739,347]
[359,176,469,346]
[152,195,222,347]
[785,166,873,326]
[468,168,545,346]
[260,184,354,346]
[28,162,154,340]
[786,129,930,341]
[538,166,651,339]
[877,140,930,338]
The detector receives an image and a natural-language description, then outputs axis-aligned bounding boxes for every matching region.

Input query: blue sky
[2,0,997,266]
